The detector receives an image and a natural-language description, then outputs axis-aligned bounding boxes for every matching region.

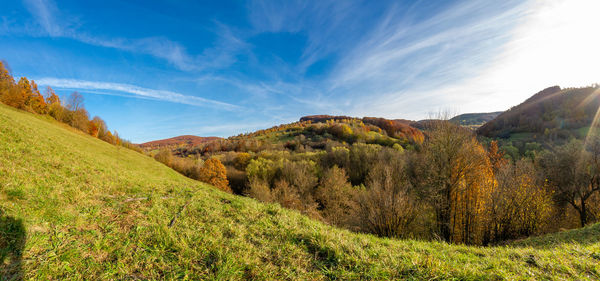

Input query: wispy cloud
[22,0,65,36]
[318,1,532,118]
[20,0,247,71]
[247,0,365,74]
[35,78,241,110]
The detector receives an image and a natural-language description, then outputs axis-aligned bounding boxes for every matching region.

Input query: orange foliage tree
[27,80,47,114]
[199,158,231,193]
[487,140,508,173]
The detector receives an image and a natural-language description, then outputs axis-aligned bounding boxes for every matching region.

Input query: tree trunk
[579,198,587,227]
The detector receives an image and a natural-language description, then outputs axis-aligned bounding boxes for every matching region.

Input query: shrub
[246,178,273,202]
[359,161,417,238]
[315,166,359,228]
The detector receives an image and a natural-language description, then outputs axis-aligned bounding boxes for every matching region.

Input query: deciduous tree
[199,158,231,193]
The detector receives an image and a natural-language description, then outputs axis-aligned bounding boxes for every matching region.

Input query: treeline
[173,118,417,159]
[0,61,139,152]
[153,118,599,245]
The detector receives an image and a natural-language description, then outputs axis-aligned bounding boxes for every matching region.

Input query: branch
[168,200,192,228]
[124,196,173,202]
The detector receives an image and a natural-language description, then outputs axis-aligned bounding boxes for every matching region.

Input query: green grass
[1,103,599,280]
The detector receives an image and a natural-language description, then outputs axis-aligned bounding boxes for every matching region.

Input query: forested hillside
[139,135,222,149]
[478,85,600,140]
[450,111,502,129]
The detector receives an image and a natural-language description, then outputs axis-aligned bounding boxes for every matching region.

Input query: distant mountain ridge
[140,135,221,149]
[450,112,503,128]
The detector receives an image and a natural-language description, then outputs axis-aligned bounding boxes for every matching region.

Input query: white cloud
[22,0,63,36]
[20,0,247,71]
[35,78,241,110]
[333,0,600,119]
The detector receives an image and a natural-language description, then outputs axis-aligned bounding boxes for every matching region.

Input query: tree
[246,178,273,202]
[360,160,417,238]
[199,158,231,193]
[71,108,90,132]
[101,130,116,144]
[88,120,99,137]
[66,91,84,111]
[488,160,552,243]
[488,140,508,173]
[90,116,108,138]
[26,80,47,114]
[315,166,358,228]
[0,61,12,84]
[538,139,600,227]
[44,86,60,105]
[1,77,29,109]
[0,61,14,96]
[417,120,494,244]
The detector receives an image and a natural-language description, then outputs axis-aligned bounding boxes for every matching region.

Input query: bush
[359,161,417,238]
[246,178,273,203]
[154,149,174,167]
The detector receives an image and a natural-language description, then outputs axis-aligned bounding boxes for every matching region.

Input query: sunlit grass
[0,103,599,280]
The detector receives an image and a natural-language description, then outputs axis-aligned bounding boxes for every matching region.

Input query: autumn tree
[0,61,12,85]
[44,86,60,105]
[487,159,552,243]
[0,61,15,103]
[246,178,273,202]
[101,130,116,144]
[488,140,508,173]
[25,80,47,114]
[2,77,29,109]
[199,158,231,193]
[360,159,417,238]
[315,166,359,228]
[63,92,90,131]
[89,116,108,138]
[538,139,600,227]
[417,120,494,244]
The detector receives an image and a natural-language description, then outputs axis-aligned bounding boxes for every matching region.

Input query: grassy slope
[1,103,599,280]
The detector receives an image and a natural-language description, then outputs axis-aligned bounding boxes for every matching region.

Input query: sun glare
[463,0,600,112]
[509,0,599,86]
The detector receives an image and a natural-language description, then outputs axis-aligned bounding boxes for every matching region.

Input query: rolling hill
[478,85,600,140]
[139,135,221,149]
[1,103,600,279]
[450,112,503,129]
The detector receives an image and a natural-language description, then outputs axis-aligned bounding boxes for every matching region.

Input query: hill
[1,96,600,279]
[450,112,503,129]
[139,135,221,149]
[478,85,600,140]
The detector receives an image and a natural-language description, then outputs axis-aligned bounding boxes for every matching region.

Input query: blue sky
[1,0,598,142]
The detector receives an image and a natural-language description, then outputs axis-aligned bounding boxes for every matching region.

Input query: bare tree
[66,91,84,111]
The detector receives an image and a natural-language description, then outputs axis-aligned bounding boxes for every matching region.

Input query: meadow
[1,98,600,280]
